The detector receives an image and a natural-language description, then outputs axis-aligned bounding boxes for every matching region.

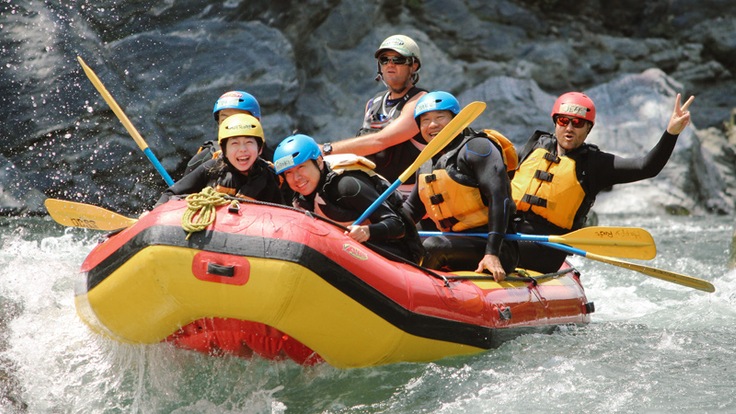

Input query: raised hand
[667,93,695,135]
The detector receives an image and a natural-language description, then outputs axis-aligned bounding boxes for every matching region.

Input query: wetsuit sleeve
[458,137,513,256]
[592,131,679,192]
[332,174,405,240]
[401,179,426,223]
[155,164,210,207]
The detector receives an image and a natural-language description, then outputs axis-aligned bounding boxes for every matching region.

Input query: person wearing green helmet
[183,90,275,176]
[324,34,427,196]
[273,134,424,264]
[402,91,519,281]
[512,92,695,273]
[156,113,284,206]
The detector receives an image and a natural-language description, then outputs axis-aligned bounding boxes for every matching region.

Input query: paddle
[45,198,137,231]
[538,241,715,293]
[77,56,175,187]
[418,226,656,260]
[352,101,486,225]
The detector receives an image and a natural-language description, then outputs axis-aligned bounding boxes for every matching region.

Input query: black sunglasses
[378,56,412,66]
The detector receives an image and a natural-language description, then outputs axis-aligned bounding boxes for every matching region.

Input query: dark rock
[2,0,735,217]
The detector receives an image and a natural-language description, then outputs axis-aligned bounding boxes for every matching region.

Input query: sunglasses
[555,116,588,128]
[378,56,412,66]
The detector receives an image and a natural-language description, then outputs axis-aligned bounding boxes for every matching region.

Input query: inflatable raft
[75,198,594,368]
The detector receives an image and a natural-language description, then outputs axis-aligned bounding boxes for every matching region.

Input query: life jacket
[417,130,510,232]
[358,87,425,135]
[479,129,518,173]
[511,132,595,230]
[357,87,427,185]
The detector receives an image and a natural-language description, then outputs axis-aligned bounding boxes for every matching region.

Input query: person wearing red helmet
[325,35,427,196]
[511,92,695,273]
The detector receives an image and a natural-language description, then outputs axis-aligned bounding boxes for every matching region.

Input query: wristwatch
[322,142,333,155]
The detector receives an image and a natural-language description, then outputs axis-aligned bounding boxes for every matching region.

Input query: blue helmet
[413,91,461,126]
[273,134,322,174]
[213,90,261,121]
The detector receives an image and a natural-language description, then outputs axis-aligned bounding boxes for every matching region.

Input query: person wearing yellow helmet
[183,90,276,176]
[325,34,427,196]
[512,92,695,273]
[156,113,284,205]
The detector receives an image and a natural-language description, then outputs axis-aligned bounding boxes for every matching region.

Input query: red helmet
[551,92,596,125]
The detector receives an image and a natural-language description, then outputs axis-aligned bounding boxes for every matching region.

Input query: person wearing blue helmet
[273,134,423,263]
[184,90,274,175]
[402,91,519,281]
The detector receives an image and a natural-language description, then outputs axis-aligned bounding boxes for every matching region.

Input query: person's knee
[422,236,451,252]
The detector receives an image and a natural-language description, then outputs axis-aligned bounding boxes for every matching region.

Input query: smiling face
[418,110,453,143]
[283,158,323,196]
[224,136,262,173]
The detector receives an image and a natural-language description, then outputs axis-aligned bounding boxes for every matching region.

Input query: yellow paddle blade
[585,252,716,293]
[551,226,656,260]
[45,198,137,231]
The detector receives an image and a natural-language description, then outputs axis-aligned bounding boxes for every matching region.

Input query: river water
[0,212,734,413]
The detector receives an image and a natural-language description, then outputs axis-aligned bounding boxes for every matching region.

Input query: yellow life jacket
[511,147,586,230]
[481,129,518,172]
[416,130,511,232]
[418,169,487,232]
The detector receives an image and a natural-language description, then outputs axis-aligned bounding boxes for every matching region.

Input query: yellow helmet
[218,113,264,146]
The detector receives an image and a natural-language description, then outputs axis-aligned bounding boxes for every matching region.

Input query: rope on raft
[181,186,235,239]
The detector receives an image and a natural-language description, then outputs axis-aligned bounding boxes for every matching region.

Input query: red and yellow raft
[75,199,593,368]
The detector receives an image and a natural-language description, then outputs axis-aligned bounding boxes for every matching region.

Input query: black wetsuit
[403,129,519,273]
[293,165,424,264]
[514,130,680,273]
[157,157,284,206]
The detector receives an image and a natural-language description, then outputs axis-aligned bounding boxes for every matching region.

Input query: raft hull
[76,200,592,368]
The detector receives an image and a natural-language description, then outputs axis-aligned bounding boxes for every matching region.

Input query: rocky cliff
[1,0,735,216]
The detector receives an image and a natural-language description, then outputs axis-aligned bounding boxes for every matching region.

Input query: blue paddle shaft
[352,179,401,225]
[143,147,175,186]
[417,231,587,257]
[419,231,558,243]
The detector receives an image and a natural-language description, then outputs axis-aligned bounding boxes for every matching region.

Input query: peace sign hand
[667,93,695,135]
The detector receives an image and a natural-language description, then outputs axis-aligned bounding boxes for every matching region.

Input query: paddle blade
[585,252,715,293]
[550,226,656,260]
[397,101,486,183]
[45,198,137,231]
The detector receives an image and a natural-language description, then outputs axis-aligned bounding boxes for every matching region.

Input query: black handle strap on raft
[444,268,576,286]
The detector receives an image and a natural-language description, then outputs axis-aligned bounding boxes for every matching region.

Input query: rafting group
[150,33,694,281]
[44,35,715,368]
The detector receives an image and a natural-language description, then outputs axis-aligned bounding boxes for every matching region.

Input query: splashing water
[0,214,735,413]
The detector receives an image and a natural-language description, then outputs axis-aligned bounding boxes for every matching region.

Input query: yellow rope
[181,187,231,240]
